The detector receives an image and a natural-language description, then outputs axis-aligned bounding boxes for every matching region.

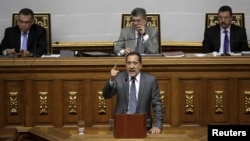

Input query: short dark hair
[131,7,146,19]
[218,5,232,16]
[19,8,34,19]
[126,52,142,64]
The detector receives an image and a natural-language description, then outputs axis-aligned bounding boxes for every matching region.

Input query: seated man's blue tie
[22,32,28,51]
[128,77,136,114]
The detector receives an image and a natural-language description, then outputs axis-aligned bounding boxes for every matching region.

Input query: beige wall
[0,0,249,43]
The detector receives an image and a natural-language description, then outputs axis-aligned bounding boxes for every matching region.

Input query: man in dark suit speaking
[114,7,160,56]
[0,8,47,57]
[202,5,249,54]
[102,52,164,134]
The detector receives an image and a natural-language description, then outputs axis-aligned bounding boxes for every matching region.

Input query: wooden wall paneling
[5,80,24,126]
[208,79,230,124]
[83,79,93,127]
[228,78,239,124]
[238,79,250,123]
[82,79,95,127]
[53,80,63,127]
[62,80,83,126]
[157,79,171,125]
[200,78,209,126]
[1,57,250,128]
[24,80,34,127]
[170,77,181,126]
[180,79,202,126]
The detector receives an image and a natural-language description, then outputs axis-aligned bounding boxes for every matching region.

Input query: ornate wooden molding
[69,92,77,114]
[215,91,224,113]
[9,92,18,115]
[39,92,48,114]
[244,91,250,114]
[98,91,106,114]
[160,91,165,108]
[185,91,194,113]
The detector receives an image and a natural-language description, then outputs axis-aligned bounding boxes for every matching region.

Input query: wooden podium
[114,113,147,138]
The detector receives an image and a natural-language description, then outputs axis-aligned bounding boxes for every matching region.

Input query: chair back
[205,13,245,28]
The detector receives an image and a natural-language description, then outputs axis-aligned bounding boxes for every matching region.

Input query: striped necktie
[135,33,145,53]
[223,30,229,54]
[128,77,136,114]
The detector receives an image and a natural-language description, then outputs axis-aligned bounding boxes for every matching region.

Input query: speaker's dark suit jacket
[202,24,249,53]
[0,24,47,56]
[102,71,164,129]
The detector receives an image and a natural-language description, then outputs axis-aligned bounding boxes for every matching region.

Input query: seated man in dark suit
[114,7,159,56]
[0,8,47,57]
[202,5,249,55]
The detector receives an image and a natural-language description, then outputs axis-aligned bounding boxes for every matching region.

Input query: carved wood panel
[92,80,114,124]
[4,80,24,126]
[157,79,170,125]
[208,79,229,124]
[33,81,53,126]
[180,79,202,125]
[62,80,83,125]
[239,79,250,123]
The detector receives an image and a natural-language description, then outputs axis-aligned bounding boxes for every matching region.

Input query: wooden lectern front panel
[114,113,147,138]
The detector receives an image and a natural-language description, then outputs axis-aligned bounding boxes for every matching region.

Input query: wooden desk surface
[1,53,250,66]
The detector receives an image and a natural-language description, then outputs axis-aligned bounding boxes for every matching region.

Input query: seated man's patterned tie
[135,33,145,53]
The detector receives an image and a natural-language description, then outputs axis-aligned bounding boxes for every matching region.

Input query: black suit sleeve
[28,24,47,56]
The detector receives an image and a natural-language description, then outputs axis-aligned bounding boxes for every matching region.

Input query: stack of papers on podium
[162,51,185,57]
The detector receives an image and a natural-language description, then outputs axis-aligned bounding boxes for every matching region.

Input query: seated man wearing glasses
[202,5,249,55]
[0,8,47,57]
[114,7,160,56]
